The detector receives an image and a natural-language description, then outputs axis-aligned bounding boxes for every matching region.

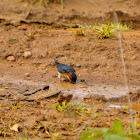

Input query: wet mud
[0,0,140,139]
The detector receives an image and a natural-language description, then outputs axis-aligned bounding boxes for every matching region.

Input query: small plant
[81,120,140,140]
[96,23,116,39]
[133,116,140,133]
[19,137,29,140]
[124,106,129,110]
[52,101,93,117]
[81,22,130,39]
[70,27,85,36]
[27,32,35,40]
[52,133,61,140]
[12,105,23,110]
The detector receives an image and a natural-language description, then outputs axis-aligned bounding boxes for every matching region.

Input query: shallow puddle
[0,75,140,100]
[50,82,140,99]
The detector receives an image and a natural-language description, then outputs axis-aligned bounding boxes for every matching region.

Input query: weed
[27,32,35,40]
[19,137,29,140]
[96,23,116,39]
[70,27,85,36]
[95,23,130,39]
[124,106,129,110]
[52,133,61,140]
[112,23,130,31]
[133,116,140,132]
[52,101,94,117]
[82,22,130,39]
[81,119,140,140]
[12,105,23,110]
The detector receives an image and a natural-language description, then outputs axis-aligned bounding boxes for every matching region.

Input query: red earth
[0,0,140,139]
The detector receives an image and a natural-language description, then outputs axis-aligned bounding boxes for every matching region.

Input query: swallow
[53,58,77,83]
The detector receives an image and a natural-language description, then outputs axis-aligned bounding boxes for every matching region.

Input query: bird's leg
[58,73,61,81]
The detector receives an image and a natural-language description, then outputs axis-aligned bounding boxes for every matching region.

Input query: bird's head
[68,72,77,84]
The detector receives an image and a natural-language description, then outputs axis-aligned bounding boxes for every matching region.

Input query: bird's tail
[53,57,59,65]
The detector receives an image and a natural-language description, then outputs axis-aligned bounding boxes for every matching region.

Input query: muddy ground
[0,0,140,139]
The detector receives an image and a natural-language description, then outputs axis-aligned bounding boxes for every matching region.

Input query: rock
[10,124,19,132]
[23,51,32,59]
[75,63,81,68]
[24,73,30,78]
[18,26,27,31]
[42,85,49,90]
[81,79,86,82]
[7,56,15,62]
[58,94,73,105]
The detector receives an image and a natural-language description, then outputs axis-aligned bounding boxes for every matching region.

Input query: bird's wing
[57,64,75,73]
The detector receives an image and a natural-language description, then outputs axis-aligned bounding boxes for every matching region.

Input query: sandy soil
[0,0,140,139]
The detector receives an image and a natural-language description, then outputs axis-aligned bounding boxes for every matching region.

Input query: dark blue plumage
[53,58,77,83]
[53,58,75,73]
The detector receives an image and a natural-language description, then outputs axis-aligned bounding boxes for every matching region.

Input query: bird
[53,58,77,83]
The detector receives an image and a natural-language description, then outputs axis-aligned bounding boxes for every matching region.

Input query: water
[0,76,140,99]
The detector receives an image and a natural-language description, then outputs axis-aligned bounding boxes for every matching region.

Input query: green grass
[52,101,95,117]
[80,22,130,39]
[81,120,140,140]
[96,23,117,39]
[52,133,62,140]
[70,27,85,36]
[12,104,23,110]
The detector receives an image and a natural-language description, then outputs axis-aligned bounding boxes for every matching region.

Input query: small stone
[5,107,10,110]
[42,72,46,74]
[23,51,32,59]
[24,73,30,77]
[75,63,81,68]
[10,124,19,132]
[18,26,27,31]
[81,79,86,82]
[42,85,49,90]
[7,56,15,62]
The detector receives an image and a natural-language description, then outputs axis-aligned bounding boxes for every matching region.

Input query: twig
[114,12,134,132]
[60,0,64,10]
[73,127,81,133]
[50,113,64,128]
[45,130,52,136]
[76,111,86,118]
[88,0,100,9]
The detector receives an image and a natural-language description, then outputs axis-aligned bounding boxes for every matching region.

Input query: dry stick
[50,113,64,128]
[88,0,100,9]
[114,12,134,132]
[60,0,64,10]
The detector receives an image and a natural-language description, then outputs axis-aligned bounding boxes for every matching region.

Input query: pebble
[75,63,81,68]
[7,56,15,62]
[24,73,30,77]
[23,51,32,59]
[18,26,27,31]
